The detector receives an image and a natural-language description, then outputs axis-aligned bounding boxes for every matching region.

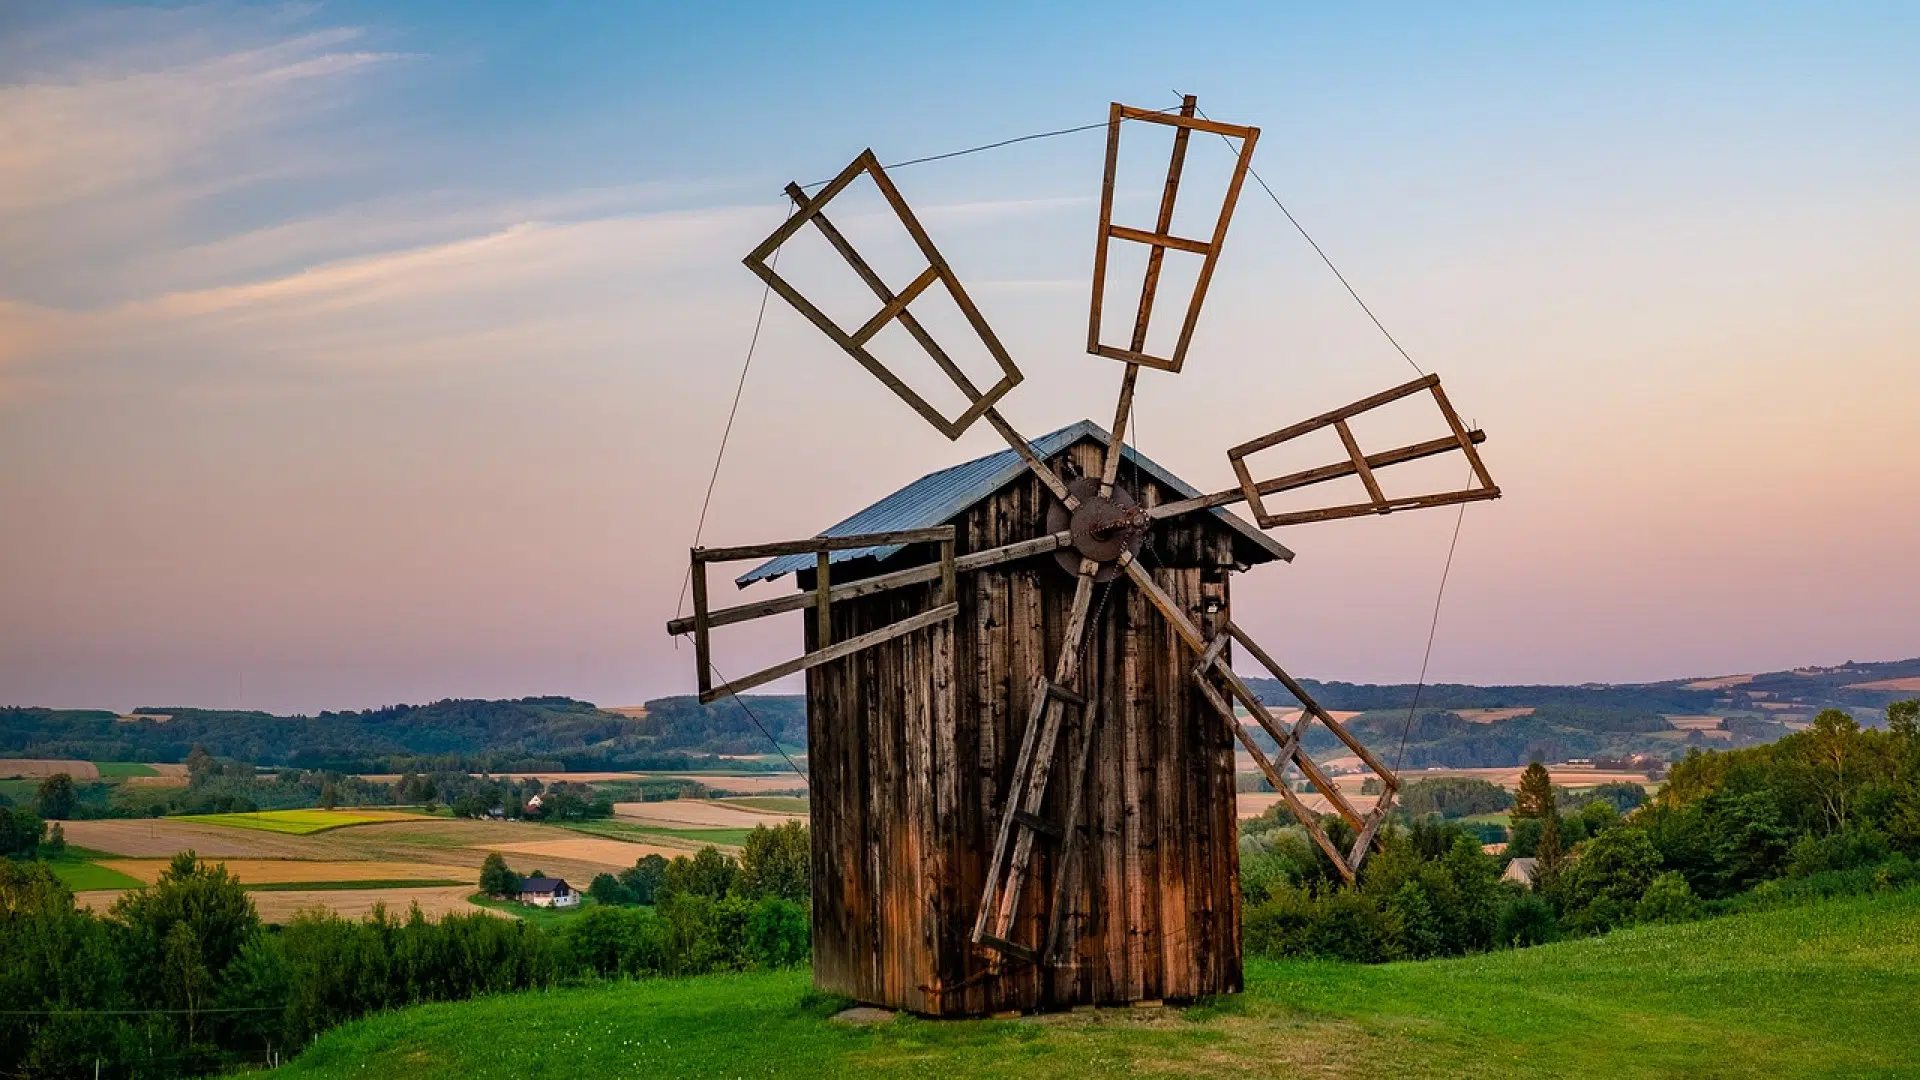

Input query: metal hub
[1048,477,1150,582]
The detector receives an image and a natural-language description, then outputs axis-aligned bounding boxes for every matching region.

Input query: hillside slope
[284,889,1920,1080]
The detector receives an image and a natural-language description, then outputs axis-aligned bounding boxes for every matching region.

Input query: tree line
[0,824,814,1079]
[1239,700,1919,961]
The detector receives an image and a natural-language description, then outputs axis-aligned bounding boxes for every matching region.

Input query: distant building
[517,876,579,908]
[1503,857,1539,888]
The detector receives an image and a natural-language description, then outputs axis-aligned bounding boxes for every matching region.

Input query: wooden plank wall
[806,438,1242,1015]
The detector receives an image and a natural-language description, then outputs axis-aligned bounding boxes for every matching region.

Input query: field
[1845,676,1920,692]
[566,819,756,849]
[56,813,685,921]
[170,809,420,834]
[613,800,806,828]
[725,796,811,813]
[280,888,1920,1079]
[0,758,100,779]
[44,847,146,891]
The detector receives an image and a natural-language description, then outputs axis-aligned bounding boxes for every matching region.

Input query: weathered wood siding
[805,439,1242,1015]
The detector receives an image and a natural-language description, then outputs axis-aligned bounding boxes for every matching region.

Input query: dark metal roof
[519,876,569,893]
[737,420,1292,588]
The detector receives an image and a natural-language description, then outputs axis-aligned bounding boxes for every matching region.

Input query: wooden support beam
[691,556,711,698]
[695,528,956,563]
[1227,374,1439,459]
[1335,418,1386,507]
[814,550,832,648]
[938,536,956,606]
[849,264,941,346]
[698,603,956,704]
[1226,621,1398,791]
[1107,224,1210,256]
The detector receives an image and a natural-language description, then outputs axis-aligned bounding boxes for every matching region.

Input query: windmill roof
[736,420,1291,588]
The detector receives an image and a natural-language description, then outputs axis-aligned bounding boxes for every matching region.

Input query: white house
[517,876,580,908]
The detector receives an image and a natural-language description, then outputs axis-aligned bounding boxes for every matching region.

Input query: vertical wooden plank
[816,551,833,648]
[691,555,711,696]
[1088,102,1124,354]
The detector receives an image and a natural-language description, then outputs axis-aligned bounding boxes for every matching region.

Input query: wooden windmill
[665,97,1500,1015]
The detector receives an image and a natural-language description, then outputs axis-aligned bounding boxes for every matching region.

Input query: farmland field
[279,888,1920,1079]
[565,819,755,849]
[97,858,473,886]
[612,800,805,828]
[91,761,160,777]
[720,796,810,814]
[44,848,146,891]
[171,809,419,834]
[0,758,99,779]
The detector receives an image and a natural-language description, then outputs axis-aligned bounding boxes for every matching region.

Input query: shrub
[1636,871,1701,923]
[1495,893,1559,947]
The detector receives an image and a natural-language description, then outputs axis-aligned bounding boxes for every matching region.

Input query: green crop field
[44,848,145,891]
[565,819,757,848]
[91,762,160,777]
[724,796,811,813]
[170,809,397,835]
[245,879,469,892]
[281,888,1920,1080]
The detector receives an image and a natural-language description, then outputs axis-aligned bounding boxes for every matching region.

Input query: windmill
[666,96,1500,1015]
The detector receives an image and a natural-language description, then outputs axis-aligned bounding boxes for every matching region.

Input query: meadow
[280,888,1920,1080]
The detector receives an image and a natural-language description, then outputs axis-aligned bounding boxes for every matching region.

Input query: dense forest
[0,696,806,774]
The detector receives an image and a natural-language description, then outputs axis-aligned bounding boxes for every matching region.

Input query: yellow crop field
[170,809,418,834]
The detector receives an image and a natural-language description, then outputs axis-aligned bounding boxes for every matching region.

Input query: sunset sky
[2,2,1915,714]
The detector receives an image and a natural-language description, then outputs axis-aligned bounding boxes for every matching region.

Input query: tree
[1635,871,1700,923]
[1512,762,1554,821]
[1798,709,1862,833]
[1560,826,1660,931]
[35,773,77,821]
[478,852,519,897]
[318,781,339,811]
[588,873,633,906]
[735,822,809,903]
[42,823,65,857]
[662,847,737,901]
[619,854,670,905]
[0,806,45,857]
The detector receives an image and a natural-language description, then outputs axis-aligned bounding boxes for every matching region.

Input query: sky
[1,2,1915,714]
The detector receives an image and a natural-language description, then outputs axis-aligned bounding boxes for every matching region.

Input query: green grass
[564,819,756,848]
[170,809,393,835]
[245,879,469,892]
[467,893,598,928]
[724,796,811,813]
[42,848,145,891]
[283,888,1920,1080]
[91,762,159,777]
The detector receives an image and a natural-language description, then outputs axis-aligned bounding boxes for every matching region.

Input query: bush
[1636,871,1701,923]
[1495,894,1559,947]
[735,822,809,903]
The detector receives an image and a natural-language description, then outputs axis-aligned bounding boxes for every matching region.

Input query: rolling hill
[280,888,1920,1080]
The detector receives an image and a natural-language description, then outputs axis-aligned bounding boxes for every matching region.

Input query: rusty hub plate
[1048,477,1149,582]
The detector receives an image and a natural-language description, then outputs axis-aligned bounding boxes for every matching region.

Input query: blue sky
[1,2,1915,712]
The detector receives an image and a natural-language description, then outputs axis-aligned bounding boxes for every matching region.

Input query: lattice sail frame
[673,96,1503,964]
[742,150,1023,440]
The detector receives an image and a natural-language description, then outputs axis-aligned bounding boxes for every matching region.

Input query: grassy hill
[283,889,1920,1080]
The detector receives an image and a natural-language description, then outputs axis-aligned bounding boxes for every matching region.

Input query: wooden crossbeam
[666,530,1068,637]
[680,527,960,706]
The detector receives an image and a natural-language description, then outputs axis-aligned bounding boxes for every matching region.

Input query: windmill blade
[972,558,1102,962]
[1119,556,1398,881]
[742,151,1023,442]
[1087,99,1259,374]
[1144,373,1500,527]
[745,159,1080,509]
